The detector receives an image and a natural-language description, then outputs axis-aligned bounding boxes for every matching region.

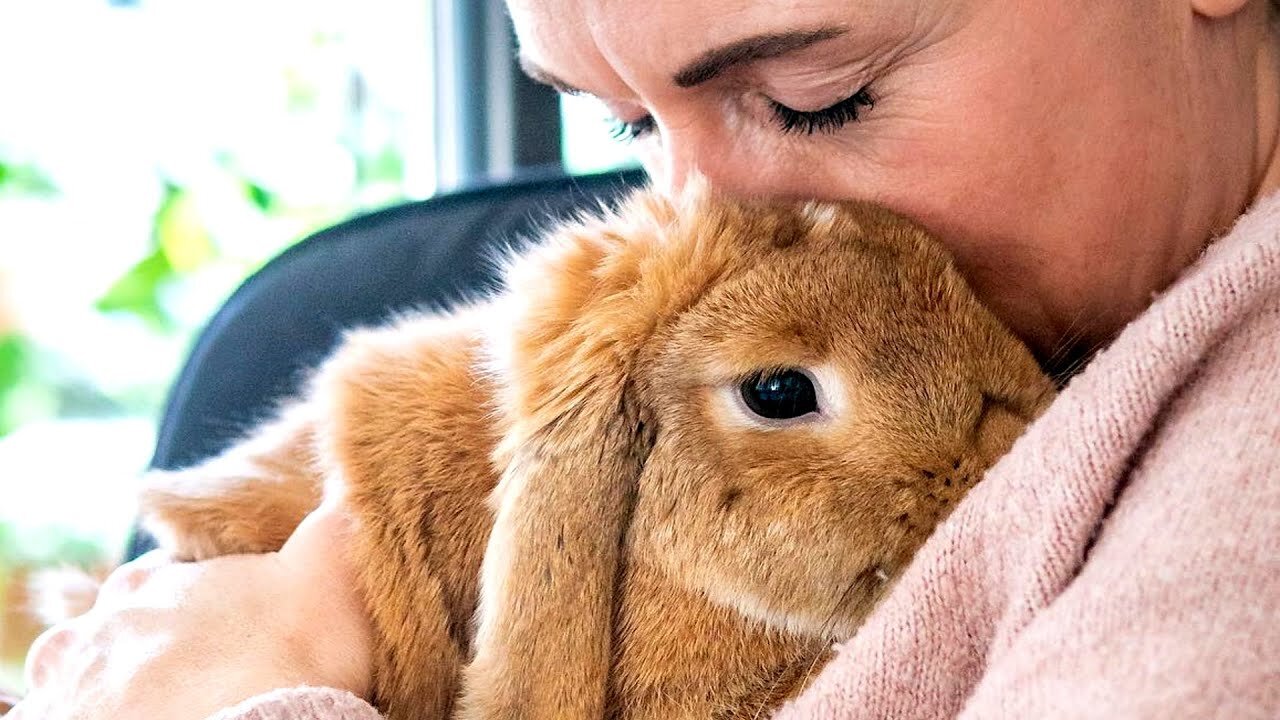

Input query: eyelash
[771,86,875,135]
[604,85,875,142]
[607,115,657,143]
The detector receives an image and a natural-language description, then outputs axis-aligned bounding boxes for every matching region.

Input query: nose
[644,123,705,196]
[646,116,788,198]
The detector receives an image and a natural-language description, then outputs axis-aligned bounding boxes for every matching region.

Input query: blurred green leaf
[155,182,216,273]
[361,146,404,185]
[0,160,58,196]
[0,382,58,435]
[94,182,219,330]
[0,334,37,435]
[0,522,108,568]
[0,335,61,435]
[94,249,175,331]
[0,334,27,391]
[243,180,279,213]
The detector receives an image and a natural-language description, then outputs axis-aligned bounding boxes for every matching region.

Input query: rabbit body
[139,188,1055,720]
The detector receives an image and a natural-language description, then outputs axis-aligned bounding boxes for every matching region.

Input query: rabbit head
[625,199,1055,641]
[461,185,1055,719]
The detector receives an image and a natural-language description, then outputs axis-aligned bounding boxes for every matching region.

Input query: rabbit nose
[901,395,1033,522]
[889,459,977,543]
[924,460,977,509]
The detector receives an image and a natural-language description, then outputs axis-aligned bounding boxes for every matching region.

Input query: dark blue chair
[128,169,645,559]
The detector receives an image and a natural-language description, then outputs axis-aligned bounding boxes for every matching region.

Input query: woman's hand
[9,502,372,720]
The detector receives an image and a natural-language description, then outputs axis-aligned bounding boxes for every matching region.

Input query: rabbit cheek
[659,489,891,639]
[973,393,1035,463]
[877,401,1035,563]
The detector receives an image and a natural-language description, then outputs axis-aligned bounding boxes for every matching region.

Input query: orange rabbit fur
[134,185,1054,720]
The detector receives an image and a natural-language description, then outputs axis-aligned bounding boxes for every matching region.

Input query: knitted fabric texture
[207,687,382,720]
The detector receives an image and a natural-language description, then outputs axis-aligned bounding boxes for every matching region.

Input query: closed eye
[607,114,658,142]
[770,86,874,135]
[604,85,874,144]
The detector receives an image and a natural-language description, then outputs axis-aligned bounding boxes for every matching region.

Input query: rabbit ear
[458,185,753,719]
[459,383,652,720]
[456,194,685,720]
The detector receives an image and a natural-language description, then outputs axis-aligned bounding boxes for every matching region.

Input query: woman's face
[507,0,1274,367]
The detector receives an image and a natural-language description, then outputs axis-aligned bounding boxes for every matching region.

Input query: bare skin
[12,505,373,720]
[510,0,1280,374]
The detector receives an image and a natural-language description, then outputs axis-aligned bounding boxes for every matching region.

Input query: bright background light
[0,0,439,690]
[0,0,636,692]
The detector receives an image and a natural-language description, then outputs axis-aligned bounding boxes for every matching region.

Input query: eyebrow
[517,26,848,97]
[672,27,848,88]
[518,55,584,96]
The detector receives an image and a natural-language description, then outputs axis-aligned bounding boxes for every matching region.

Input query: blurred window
[560,94,641,176]
[0,0,649,690]
[0,0,435,688]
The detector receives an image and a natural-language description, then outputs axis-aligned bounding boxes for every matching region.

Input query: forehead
[504,0,894,94]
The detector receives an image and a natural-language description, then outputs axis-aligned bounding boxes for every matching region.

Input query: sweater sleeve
[205,688,384,720]
[956,302,1280,720]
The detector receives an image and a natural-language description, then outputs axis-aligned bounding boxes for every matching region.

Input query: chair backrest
[128,169,646,558]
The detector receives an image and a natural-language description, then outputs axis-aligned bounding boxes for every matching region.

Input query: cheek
[855,18,1116,238]
[806,4,1194,348]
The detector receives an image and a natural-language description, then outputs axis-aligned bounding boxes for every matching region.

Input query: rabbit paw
[139,471,293,561]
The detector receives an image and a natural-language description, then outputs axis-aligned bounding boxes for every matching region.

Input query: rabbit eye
[740,370,819,420]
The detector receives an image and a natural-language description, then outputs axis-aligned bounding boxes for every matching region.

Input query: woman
[11,0,1279,717]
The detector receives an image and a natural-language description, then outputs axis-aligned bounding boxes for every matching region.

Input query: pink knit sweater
[211,193,1280,720]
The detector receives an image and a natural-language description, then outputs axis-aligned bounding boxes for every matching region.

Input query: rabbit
[119,184,1054,720]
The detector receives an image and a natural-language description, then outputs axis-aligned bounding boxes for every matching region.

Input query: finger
[276,501,373,696]
[95,550,175,609]
[23,620,80,691]
[278,501,359,579]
